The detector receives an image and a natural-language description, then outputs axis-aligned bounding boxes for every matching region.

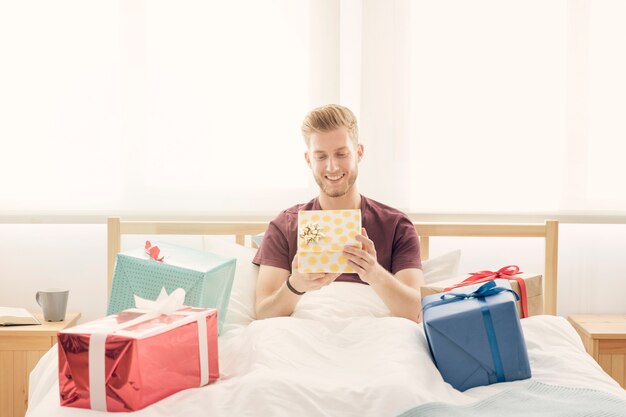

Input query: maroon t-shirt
[252,195,422,284]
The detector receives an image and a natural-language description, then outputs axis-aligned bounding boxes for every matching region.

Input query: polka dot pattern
[297,209,361,273]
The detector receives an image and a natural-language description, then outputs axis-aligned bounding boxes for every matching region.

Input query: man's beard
[313,169,358,198]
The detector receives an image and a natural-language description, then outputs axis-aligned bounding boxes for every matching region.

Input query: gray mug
[36,288,69,322]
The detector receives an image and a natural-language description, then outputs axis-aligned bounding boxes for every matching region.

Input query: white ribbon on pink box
[88,288,210,411]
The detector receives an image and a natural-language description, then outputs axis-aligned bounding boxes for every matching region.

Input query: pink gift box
[58,307,219,412]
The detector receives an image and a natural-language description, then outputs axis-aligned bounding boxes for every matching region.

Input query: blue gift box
[422,279,531,391]
[107,242,236,334]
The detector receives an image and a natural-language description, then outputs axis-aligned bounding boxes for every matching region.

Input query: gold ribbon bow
[299,222,325,245]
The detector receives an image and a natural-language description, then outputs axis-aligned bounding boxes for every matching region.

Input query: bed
[25,218,626,417]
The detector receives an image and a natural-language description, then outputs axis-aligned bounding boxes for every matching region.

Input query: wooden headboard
[107,218,559,314]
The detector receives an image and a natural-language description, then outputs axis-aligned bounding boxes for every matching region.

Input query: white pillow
[202,238,258,332]
[251,233,264,248]
[422,250,462,284]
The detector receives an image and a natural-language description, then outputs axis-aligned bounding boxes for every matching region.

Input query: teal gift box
[107,242,236,334]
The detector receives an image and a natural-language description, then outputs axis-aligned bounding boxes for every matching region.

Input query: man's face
[305,128,363,198]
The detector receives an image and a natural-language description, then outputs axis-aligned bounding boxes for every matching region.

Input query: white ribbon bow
[134,287,186,314]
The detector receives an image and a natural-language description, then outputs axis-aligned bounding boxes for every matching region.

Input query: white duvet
[26,283,626,417]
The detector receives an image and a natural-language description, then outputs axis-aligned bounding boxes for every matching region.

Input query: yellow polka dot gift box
[297,209,362,273]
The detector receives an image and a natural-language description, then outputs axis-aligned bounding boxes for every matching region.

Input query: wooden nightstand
[0,312,80,417]
[568,314,626,389]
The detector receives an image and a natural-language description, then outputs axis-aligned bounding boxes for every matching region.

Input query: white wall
[1,223,624,323]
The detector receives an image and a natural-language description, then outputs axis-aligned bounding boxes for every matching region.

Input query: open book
[0,307,41,326]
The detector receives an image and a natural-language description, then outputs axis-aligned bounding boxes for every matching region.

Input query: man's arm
[343,229,424,323]
[255,264,299,320]
[367,267,424,323]
[255,256,340,320]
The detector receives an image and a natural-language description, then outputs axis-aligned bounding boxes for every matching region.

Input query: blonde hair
[301,104,359,147]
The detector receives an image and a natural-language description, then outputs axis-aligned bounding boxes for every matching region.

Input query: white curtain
[1,0,625,217]
[356,0,626,216]
[0,0,339,215]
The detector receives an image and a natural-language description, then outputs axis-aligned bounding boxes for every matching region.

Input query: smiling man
[253,104,424,322]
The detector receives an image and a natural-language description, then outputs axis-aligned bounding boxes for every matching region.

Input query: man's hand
[342,227,384,284]
[341,227,424,322]
[289,255,341,293]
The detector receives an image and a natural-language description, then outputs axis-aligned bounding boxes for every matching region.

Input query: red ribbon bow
[466,265,522,281]
[144,241,164,262]
[443,265,529,318]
